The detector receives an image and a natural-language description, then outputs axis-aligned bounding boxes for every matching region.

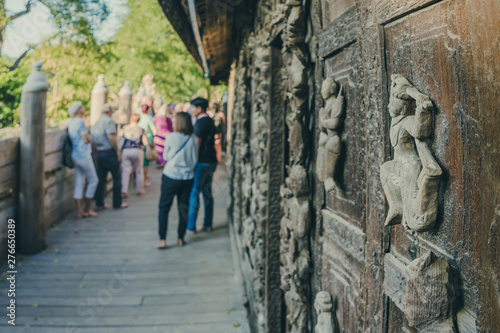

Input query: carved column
[90,74,108,126]
[265,44,286,333]
[279,1,312,332]
[18,61,49,254]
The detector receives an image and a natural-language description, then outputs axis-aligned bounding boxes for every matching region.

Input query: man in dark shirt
[187,97,218,233]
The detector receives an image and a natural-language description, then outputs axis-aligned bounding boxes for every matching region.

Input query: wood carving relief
[317,78,344,194]
[402,250,455,330]
[280,166,311,333]
[381,74,442,232]
[279,1,313,332]
[314,291,339,333]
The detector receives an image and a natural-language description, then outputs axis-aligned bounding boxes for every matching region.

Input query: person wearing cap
[90,104,129,210]
[186,97,218,234]
[67,101,99,219]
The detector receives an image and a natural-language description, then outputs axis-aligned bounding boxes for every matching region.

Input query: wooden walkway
[1,165,250,333]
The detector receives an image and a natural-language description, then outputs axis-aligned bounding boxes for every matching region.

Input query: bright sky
[2,0,129,59]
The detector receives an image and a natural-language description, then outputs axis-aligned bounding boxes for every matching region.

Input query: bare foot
[177,239,185,247]
[144,182,151,187]
[137,191,146,196]
[186,230,196,235]
[96,204,111,211]
[115,203,129,209]
[156,240,167,249]
[122,193,128,198]
[86,209,99,218]
[76,211,89,219]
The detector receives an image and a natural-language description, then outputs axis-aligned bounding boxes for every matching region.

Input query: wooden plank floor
[1,164,250,333]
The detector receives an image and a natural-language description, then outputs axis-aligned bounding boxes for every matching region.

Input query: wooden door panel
[382,1,483,331]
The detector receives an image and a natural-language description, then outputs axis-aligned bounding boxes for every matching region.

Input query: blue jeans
[187,163,217,231]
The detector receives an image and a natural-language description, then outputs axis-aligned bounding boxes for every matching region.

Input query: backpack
[62,129,74,169]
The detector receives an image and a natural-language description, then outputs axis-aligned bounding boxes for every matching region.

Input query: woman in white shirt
[157,112,198,249]
[67,101,99,219]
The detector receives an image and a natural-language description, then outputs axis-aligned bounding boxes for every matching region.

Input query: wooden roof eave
[158,0,204,71]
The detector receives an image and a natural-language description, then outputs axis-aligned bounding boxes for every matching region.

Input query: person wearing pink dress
[153,105,174,166]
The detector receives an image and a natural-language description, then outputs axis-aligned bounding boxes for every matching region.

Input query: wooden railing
[0,63,114,259]
[0,130,73,259]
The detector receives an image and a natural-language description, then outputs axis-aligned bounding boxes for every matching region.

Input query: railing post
[19,61,49,254]
[117,81,134,125]
[90,74,108,126]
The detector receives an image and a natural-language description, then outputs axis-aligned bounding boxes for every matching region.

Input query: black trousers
[158,175,194,241]
[95,150,122,208]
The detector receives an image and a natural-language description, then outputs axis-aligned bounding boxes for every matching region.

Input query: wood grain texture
[0,137,19,168]
[318,7,359,59]
[375,0,441,25]
[322,209,365,263]
[19,90,47,254]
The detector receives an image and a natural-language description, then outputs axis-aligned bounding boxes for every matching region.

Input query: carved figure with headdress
[380,74,442,231]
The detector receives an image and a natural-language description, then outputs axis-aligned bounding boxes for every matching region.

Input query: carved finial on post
[19,61,49,254]
[90,74,109,126]
[115,81,134,125]
[23,61,50,93]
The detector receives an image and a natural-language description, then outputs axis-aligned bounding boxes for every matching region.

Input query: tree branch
[8,0,32,22]
[5,47,31,71]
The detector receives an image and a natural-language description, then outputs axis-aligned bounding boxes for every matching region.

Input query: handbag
[145,143,159,161]
[62,129,74,169]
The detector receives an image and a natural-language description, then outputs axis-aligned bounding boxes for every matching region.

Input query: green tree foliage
[30,41,115,123]
[105,0,208,102]
[0,0,209,128]
[41,0,109,42]
[0,58,29,127]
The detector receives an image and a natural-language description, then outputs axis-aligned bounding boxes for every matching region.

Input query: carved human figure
[314,291,338,333]
[317,78,344,193]
[285,290,308,333]
[285,0,306,62]
[380,74,442,232]
[279,165,311,304]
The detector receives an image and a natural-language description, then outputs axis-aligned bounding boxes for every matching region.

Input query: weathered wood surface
[322,209,365,263]
[19,88,47,254]
[318,7,359,59]
[0,166,250,332]
[0,129,112,260]
[375,0,441,24]
[216,0,499,330]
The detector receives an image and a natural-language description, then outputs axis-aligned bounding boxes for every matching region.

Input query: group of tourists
[66,96,221,248]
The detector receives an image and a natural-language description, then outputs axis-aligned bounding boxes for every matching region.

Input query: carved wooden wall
[227,0,500,332]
